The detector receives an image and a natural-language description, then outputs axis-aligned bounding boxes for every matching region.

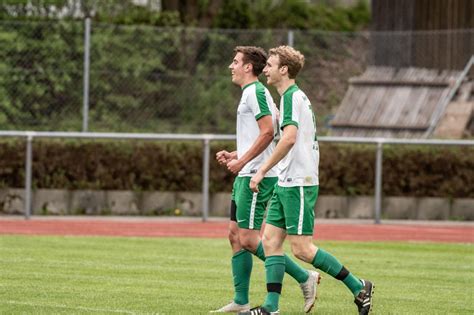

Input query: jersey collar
[242,81,259,90]
[282,84,299,95]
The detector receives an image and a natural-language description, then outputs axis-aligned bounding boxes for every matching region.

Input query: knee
[239,236,251,250]
[262,233,278,253]
[239,233,259,252]
[291,243,313,263]
[228,228,240,246]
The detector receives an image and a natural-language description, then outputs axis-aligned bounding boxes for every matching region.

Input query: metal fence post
[374,141,383,224]
[0,132,470,223]
[82,17,91,132]
[202,138,211,222]
[288,29,294,47]
[24,134,33,219]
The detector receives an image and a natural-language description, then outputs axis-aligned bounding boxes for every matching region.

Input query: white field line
[3,300,142,314]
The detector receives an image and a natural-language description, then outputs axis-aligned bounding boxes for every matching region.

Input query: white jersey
[236,81,278,177]
[277,84,319,187]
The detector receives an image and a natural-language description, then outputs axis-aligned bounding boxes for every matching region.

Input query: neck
[240,76,259,88]
[276,78,295,95]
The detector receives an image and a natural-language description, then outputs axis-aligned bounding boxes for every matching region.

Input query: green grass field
[0,235,473,314]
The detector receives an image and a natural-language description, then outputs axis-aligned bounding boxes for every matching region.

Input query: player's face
[229,52,247,86]
[263,54,282,86]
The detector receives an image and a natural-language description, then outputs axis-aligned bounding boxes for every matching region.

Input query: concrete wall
[0,188,472,220]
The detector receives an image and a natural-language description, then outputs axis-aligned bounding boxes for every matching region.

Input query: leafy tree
[0,20,83,129]
[0,0,371,132]
[212,0,370,31]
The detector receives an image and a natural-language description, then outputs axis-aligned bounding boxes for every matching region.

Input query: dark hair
[234,46,268,76]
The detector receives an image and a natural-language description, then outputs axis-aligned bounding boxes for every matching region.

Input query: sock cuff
[265,255,285,267]
[233,249,250,258]
[311,248,327,267]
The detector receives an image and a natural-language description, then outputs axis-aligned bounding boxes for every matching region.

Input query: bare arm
[250,125,297,192]
[226,115,274,174]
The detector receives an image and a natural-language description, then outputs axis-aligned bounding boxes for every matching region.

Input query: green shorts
[231,176,278,230]
[266,185,319,235]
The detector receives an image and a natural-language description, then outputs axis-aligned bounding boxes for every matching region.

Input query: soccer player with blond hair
[242,46,374,315]
[212,46,320,313]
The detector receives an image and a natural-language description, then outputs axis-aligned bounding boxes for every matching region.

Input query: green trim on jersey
[236,80,278,177]
[241,81,272,120]
[281,84,299,129]
[255,82,271,120]
[242,81,257,90]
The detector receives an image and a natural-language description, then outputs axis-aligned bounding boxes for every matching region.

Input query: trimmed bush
[0,140,472,198]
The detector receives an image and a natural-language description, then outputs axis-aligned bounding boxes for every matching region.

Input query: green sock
[255,241,309,283]
[312,248,363,296]
[255,241,266,261]
[262,255,285,312]
[232,250,253,305]
[343,273,364,296]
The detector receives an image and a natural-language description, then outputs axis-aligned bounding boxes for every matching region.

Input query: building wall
[371,0,474,69]
[1,188,473,220]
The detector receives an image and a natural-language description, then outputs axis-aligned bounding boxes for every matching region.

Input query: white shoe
[210,301,251,313]
[300,270,321,313]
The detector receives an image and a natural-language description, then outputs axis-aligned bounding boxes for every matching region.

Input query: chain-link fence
[0,20,84,131]
[1,20,473,134]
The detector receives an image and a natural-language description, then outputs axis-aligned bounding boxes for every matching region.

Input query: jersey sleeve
[281,92,299,129]
[251,84,272,120]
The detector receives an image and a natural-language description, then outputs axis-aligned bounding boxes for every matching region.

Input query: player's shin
[311,248,363,296]
[232,249,253,304]
[262,255,285,312]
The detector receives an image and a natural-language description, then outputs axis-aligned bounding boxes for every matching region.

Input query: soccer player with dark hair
[212,46,320,313]
[243,46,374,315]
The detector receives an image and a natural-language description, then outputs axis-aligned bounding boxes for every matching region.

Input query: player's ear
[245,63,252,73]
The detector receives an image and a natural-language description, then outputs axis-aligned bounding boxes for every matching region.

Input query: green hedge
[0,140,473,198]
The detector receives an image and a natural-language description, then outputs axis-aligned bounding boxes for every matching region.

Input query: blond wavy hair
[268,45,305,79]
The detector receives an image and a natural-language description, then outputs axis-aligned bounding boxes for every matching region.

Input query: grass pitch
[0,235,472,314]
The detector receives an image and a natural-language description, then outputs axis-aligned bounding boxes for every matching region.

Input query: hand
[226,159,244,174]
[250,170,265,193]
[216,150,232,165]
